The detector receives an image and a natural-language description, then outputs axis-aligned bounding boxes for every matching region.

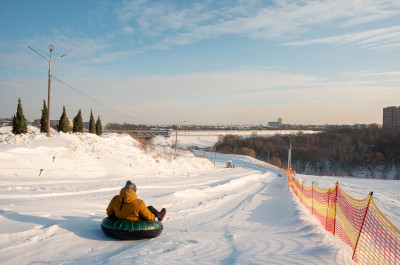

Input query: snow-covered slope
[0,127,398,264]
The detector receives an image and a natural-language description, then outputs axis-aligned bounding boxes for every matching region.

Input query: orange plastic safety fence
[354,198,400,264]
[301,184,313,212]
[287,173,400,265]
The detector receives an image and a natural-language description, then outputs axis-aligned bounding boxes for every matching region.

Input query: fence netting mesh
[287,170,400,265]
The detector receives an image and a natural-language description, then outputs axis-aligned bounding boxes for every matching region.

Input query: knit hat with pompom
[125,180,137,192]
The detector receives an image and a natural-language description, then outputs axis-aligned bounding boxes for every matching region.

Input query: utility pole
[214,145,217,167]
[288,136,292,169]
[174,125,178,159]
[28,45,67,137]
[47,45,53,137]
[174,121,186,159]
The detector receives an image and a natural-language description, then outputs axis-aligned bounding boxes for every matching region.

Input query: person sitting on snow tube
[106,180,166,222]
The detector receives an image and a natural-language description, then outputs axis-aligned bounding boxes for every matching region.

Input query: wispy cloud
[283,25,400,49]
[116,0,400,47]
[24,35,110,60]
[12,0,400,71]
[363,71,400,77]
[116,1,214,37]
[121,26,135,35]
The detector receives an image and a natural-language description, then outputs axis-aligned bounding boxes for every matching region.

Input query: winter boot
[158,208,166,221]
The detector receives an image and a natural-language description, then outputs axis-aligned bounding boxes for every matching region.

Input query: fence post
[333,182,339,236]
[300,182,303,203]
[287,173,289,187]
[311,182,314,215]
[352,191,373,260]
[326,188,331,230]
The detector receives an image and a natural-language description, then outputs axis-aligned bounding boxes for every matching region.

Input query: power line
[51,75,144,123]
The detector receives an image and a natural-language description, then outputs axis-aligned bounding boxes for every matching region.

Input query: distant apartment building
[383,106,400,130]
[0,119,12,127]
[268,118,282,128]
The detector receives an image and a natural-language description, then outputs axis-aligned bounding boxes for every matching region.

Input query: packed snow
[1,127,399,264]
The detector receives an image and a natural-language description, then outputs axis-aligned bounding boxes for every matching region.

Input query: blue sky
[1,0,400,125]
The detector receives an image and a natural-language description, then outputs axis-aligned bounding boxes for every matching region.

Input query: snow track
[0,167,356,264]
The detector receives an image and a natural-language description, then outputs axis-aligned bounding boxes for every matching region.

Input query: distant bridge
[105,129,171,139]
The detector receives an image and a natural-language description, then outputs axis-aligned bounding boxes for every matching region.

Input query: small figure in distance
[107,180,166,222]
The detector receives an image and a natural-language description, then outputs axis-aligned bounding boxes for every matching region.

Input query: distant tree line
[104,123,328,131]
[11,98,102,135]
[106,123,150,130]
[215,128,400,179]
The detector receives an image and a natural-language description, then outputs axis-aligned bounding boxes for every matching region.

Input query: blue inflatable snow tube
[101,217,163,240]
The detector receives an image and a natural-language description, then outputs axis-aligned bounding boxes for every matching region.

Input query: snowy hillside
[0,127,399,264]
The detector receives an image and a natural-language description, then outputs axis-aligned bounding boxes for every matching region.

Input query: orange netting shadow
[286,169,400,265]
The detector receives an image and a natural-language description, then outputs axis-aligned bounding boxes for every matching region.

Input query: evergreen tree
[12,98,28,134]
[96,116,102,135]
[89,109,95,134]
[40,100,48,134]
[73,109,83,133]
[58,106,70,133]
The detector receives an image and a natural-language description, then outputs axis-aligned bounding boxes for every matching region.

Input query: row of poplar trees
[12,98,102,135]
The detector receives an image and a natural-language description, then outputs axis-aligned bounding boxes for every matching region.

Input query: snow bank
[0,127,214,183]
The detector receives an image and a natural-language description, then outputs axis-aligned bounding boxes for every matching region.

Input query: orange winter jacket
[106,188,155,221]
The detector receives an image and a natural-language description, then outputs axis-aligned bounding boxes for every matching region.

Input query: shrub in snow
[73,110,83,133]
[12,98,27,135]
[271,156,282,168]
[58,106,70,133]
[96,116,102,135]
[239,147,256,158]
[89,109,95,134]
[40,99,48,134]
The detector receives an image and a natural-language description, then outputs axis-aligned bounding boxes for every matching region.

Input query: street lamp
[174,121,187,159]
[286,135,293,170]
[28,45,68,137]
